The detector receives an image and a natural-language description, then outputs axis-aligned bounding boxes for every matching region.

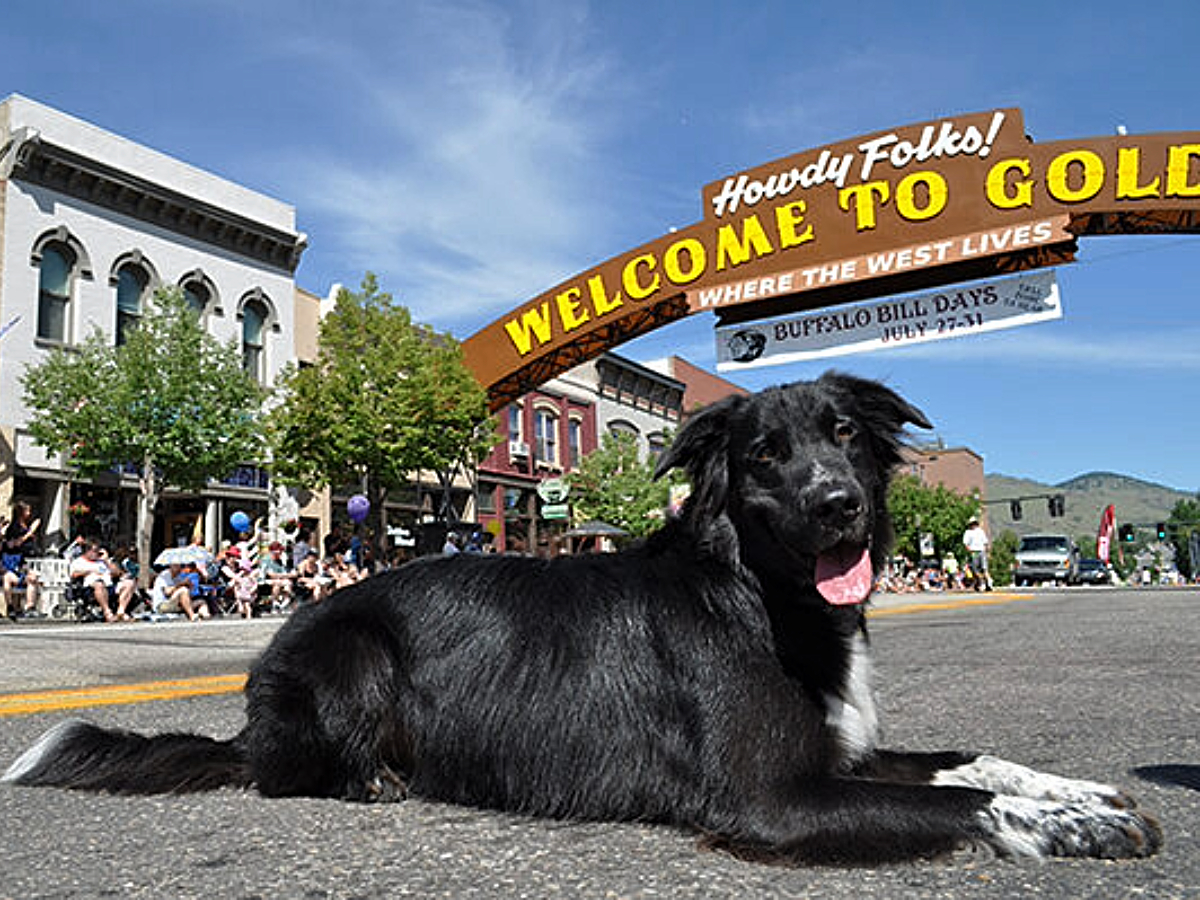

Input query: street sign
[541,503,569,520]
[537,478,570,504]
[715,269,1061,370]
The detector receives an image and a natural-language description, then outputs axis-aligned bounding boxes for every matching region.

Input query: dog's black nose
[813,486,864,526]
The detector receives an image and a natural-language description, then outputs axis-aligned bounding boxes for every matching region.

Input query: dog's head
[655,372,930,606]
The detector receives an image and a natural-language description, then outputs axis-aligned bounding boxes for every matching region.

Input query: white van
[1014,534,1080,586]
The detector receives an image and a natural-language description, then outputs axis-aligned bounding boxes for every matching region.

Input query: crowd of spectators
[874,554,989,594]
[2,512,376,623]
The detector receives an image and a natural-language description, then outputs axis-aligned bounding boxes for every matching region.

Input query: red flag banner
[1097,504,1116,564]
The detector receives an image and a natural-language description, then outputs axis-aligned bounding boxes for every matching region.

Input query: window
[567,417,583,469]
[241,299,268,381]
[608,420,639,441]
[37,244,74,343]
[32,226,90,344]
[115,264,150,345]
[507,405,523,442]
[183,281,210,316]
[534,408,559,466]
[477,481,498,515]
[179,269,220,319]
[648,432,667,463]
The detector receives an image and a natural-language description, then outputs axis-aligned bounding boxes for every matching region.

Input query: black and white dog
[4,373,1160,864]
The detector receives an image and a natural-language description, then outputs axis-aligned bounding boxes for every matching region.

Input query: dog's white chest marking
[825,634,878,764]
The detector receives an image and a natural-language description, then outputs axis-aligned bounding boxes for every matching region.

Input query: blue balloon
[347,494,370,524]
[230,510,251,533]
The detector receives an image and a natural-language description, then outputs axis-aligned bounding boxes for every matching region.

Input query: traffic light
[1047,494,1065,518]
[1156,522,1167,540]
[1120,524,1135,543]
[1009,500,1023,521]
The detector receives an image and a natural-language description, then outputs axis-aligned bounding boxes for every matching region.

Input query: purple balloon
[347,494,370,523]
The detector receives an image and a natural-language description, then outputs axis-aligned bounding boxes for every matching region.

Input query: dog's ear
[654,394,743,525]
[819,371,931,431]
[818,372,931,465]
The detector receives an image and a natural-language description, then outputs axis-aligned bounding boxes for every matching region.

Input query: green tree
[267,274,494,560]
[1167,496,1200,579]
[21,287,265,585]
[886,474,980,563]
[568,432,674,538]
[989,530,1020,587]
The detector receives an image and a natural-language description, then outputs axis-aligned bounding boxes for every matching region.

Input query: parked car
[1072,558,1111,586]
[1013,534,1080,586]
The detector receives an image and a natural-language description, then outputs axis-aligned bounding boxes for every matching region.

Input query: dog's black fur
[4,373,1160,864]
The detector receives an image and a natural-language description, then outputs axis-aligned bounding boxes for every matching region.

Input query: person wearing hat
[962,518,992,592]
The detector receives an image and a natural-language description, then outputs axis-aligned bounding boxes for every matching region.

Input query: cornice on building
[2,127,306,274]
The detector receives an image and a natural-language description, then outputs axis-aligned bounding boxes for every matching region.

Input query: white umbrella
[154,545,213,568]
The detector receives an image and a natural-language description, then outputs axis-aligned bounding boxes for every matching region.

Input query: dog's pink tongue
[815,547,873,606]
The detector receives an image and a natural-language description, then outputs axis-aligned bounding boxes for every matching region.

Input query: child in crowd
[229,556,258,619]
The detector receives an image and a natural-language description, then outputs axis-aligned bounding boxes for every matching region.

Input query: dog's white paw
[980,795,1162,860]
[934,755,1132,807]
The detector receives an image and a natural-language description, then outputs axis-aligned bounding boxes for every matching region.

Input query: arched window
[32,226,91,345]
[114,263,150,345]
[237,288,278,383]
[647,432,667,463]
[37,244,75,343]
[608,420,640,442]
[179,269,220,318]
[534,407,559,466]
[241,299,268,381]
[184,282,208,316]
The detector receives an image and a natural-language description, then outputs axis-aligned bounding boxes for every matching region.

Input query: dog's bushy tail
[2,719,249,795]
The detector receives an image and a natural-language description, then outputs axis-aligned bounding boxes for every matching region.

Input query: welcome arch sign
[463,109,1200,409]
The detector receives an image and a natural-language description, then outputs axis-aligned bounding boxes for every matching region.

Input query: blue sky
[2,0,1197,491]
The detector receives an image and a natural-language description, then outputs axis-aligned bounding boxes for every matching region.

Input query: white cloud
[269,0,637,330]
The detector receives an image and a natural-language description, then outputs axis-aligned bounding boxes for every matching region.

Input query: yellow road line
[870,592,1036,617]
[0,673,246,718]
[0,595,1037,718]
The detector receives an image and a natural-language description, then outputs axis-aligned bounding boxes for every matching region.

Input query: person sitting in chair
[2,501,43,619]
[261,541,296,612]
[69,541,134,622]
[151,562,209,622]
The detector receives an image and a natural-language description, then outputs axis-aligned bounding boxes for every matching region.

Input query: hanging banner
[462,108,1200,408]
[1097,504,1116,565]
[715,269,1061,370]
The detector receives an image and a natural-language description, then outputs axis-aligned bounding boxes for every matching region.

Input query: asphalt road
[0,587,1196,899]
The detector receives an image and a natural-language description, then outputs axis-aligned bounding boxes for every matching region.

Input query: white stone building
[0,95,307,551]
[553,354,685,462]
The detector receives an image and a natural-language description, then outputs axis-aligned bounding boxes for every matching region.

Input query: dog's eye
[833,419,857,445]
[749,440,779,464]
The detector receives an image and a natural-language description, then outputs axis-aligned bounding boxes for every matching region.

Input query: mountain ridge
[984,470,1192,540]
